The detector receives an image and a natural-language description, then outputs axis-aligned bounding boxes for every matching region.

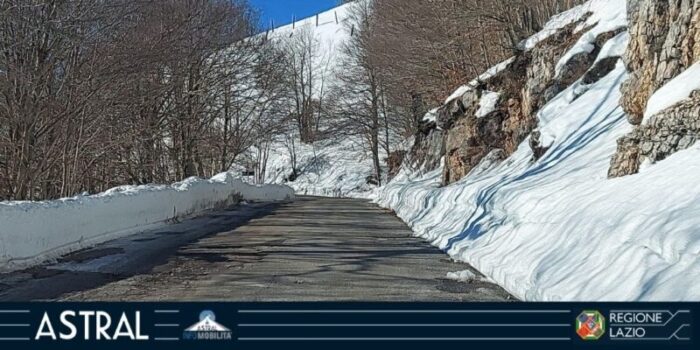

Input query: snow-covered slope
[252,3,392,198]
[268,2,352,47]
[377,0,700,301]
[260,136,390,198]
[0,173,293,272]
[266,2,353,86]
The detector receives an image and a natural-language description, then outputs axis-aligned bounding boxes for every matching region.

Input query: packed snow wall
[0,172,294,271]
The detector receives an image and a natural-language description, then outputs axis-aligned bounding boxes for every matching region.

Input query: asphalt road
[0,196,512,301]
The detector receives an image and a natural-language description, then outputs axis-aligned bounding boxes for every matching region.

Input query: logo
[182,310,232,340]
[34,311,149,341]
[576,310,606,340]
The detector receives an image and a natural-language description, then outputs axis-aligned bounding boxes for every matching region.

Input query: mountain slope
[251,2,391,197]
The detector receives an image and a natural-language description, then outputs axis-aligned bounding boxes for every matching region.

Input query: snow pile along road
[377,0,700,301]
[0,173,294,271]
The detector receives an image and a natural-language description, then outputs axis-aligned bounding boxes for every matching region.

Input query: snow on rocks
[476,91,501,118]
[0,173,294,271]
[523,0,627,51]
[554,0,628,76]
[644,62,700,122]
[445,85,473,105]
[378,60,700,301]
[444,58,515,104]
[422,108,439,123]
[595,31,629,64]
[609,0,700,177]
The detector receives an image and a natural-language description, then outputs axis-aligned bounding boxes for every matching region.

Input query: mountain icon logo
[183,310,232,340]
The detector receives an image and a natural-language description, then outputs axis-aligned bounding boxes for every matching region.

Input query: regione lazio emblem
[576,310,606,340]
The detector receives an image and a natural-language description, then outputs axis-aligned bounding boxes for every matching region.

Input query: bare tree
[0,0,272,200]
[332,0,385,185]
[280,25,332,143]
[215,37,288,174]
[367,0,583,133]
[0,0,586,200]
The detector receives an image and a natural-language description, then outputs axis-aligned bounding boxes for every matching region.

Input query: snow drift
[0,173,293,271]
[377,0,700,301]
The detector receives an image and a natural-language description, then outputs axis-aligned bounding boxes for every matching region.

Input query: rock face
[438,22,593,185]
[409,11,628,186]
[610,92,700,176]
[609,0,700,177]
[620,0,700,125]
[443,111,507,184]
[407,121,444,172]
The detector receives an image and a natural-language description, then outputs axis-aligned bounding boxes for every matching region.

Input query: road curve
[0,196,512,301]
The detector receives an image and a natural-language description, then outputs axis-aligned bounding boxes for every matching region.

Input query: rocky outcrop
[529,129,551,161]
[582,56,620,85]
[438,23,591,185]
[442,93,507,184]
[609,92,700,176]
[409,11,627,186]
[620,0,700,125]
[406,120,445,172]
[609,0,700,177]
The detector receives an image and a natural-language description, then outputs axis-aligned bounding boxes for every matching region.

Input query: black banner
[0,302,695,349]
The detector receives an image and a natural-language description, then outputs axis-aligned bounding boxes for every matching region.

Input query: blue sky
[249,0,341,29]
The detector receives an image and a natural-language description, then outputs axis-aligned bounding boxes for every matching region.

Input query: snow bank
[644,62,700,122]
[379,58,700,301]
[378,0,700,301]
[0,173,294,271]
